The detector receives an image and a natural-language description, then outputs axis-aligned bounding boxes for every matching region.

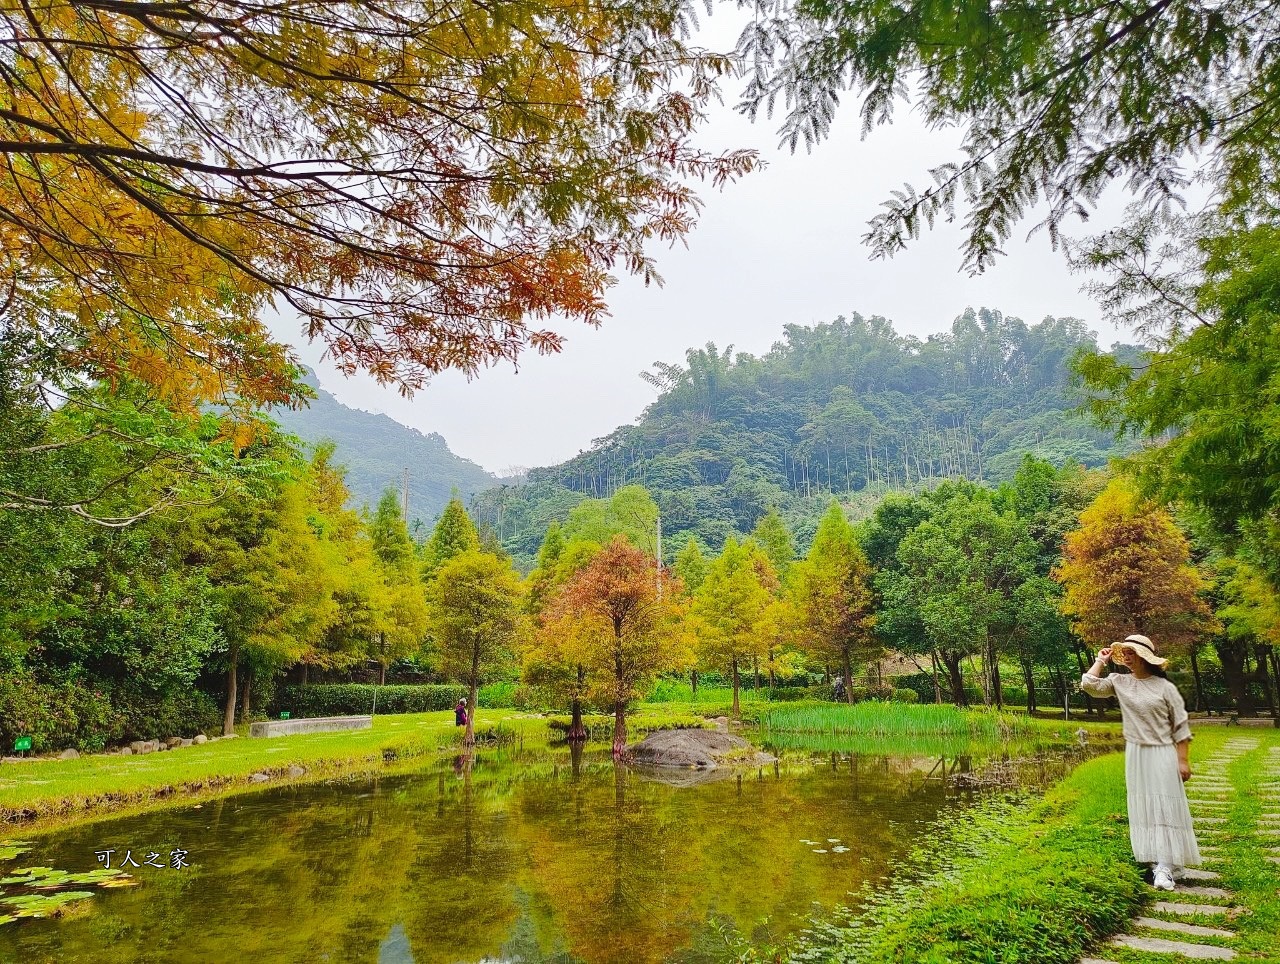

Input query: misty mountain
[273,368,498,524]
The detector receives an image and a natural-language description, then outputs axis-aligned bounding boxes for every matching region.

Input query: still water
[0,739,1087,964]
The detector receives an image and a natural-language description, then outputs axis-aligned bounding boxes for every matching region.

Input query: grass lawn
[0,710,540,829]
[0,705,712,831]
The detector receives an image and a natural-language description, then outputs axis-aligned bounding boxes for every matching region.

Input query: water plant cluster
[761,703,1031,740]
[0,844,132,927]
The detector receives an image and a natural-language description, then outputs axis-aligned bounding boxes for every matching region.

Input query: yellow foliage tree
[1055,479,1215,654]
[1,0,757,409]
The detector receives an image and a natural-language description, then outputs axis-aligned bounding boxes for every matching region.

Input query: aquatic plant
[0,848,133,926]
[761,702,1031,739]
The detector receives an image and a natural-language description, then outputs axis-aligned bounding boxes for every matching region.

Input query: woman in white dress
[1081,633,1200,892]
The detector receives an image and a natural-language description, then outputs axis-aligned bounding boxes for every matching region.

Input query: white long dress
[1081,671,1201,868]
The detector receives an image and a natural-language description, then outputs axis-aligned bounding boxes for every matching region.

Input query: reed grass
[761,701,1032,739]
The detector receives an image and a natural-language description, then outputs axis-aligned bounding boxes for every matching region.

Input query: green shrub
[276,683,467,717]
[477,682,517,708]
[0,672,129,752]
[890,687,920,703]
[111,686,221,743]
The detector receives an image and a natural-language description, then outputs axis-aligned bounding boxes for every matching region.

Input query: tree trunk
[842,651,854,705]
[1189,644,1206,712]
[568,665,587,741]
[1074,644,1097,716]
[691,670,698,697]
[1021,659,1037,714]
[612,699,627,759]
[240,671,252,722]
[753,656,761,692]
[987,634,1002,710]
[1217,640,1252,716]
[731,658,741,718]
[464,677,478,746]
[301,663,309,685]
[464,638,480,747]
[930,650,943,704]
[223,645,239,736]
[941,651,967,707]
[1256,643,1277,720]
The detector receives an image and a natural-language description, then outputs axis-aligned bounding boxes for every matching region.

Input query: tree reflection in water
[0,739,1092,964]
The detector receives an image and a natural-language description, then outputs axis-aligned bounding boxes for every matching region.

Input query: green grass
[761,701,1038,739]
[0,709,545,829]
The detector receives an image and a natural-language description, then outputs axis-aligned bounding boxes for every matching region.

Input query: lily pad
[2,867,127,888]
[0,890,95,919]
[0,842,31,862]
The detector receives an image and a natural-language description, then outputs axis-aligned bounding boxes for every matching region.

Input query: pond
[0,735,1093,964]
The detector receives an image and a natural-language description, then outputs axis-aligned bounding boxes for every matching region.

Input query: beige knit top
[1080,672,1193,745]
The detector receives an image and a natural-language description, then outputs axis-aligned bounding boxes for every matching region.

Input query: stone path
[1080,737,1261,963]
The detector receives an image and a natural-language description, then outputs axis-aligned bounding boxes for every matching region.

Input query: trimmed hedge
[274,682,539,718]
[277,684,466,717]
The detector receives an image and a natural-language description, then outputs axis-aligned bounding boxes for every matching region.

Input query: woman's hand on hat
[1097,647,1112,663]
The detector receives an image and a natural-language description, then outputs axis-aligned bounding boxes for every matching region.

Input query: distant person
[1081,634,1200,892]
[833,678,846,702]
[454,699,469,728]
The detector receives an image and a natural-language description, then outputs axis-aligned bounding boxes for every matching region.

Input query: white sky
[278,14,1131,477]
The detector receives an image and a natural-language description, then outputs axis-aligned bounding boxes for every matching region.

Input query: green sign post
[279,711,291,720]
[13,736,32,753]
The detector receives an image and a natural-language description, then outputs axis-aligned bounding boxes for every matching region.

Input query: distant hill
[471,308,1137,566]
[272,369,498,525]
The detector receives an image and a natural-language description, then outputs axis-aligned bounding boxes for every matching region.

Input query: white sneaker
[1153,867,1175,891]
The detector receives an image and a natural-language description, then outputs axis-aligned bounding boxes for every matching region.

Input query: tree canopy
[736,0,1280,273]
[2,0,757,410]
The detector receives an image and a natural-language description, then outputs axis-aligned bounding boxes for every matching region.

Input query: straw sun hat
[1112,633,1168,667]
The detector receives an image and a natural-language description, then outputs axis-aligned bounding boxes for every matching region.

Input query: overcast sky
[276,14,1131,477]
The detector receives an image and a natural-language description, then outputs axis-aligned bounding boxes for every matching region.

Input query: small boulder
[130,741,151,755]
[179,739,193,748]
[192,734,208,745]
[59,748,80,760]
[154,742,168,752]
[222,734,238,740]
[119,747,133,756]
[249,772,270,783]
[287,765,305,778]
[165,737,183,748]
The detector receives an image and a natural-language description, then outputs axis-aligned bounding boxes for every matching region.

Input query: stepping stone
[1080,959,1117,964]
[1134,916,1235,938]
[1196,818,1227,825]
[1154,901,1234,916]
[1109,934,1235,958]
[1175,885,1233,899]
[1180,869,1221,882]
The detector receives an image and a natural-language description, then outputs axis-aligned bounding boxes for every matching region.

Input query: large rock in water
[627,729,776,770]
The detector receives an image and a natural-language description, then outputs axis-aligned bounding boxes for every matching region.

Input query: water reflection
[0,738,1090,964]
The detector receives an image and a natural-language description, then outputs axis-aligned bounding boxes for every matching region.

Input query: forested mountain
[472,309,1136,565]
[273,369,498,522]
